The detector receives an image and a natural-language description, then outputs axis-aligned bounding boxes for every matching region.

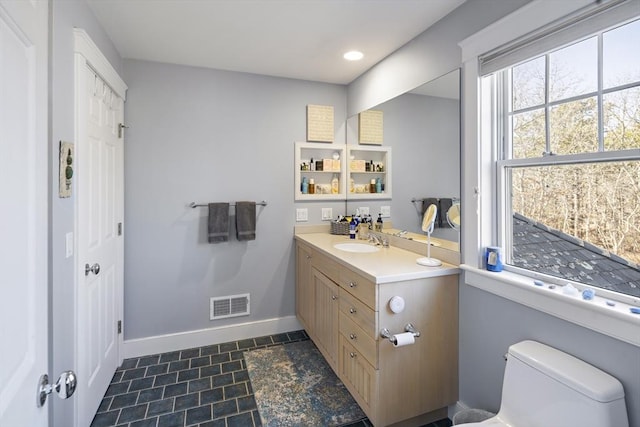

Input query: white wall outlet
[380,206,391,218]
[296,208,308,222]
[321,208,333,221]
[65,232,73,258]
[358,207,370,216]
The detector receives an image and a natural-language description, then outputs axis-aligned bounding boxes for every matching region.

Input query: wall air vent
[210,293,250,320]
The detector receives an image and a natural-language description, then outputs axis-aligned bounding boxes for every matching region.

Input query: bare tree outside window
[502,19,640,297]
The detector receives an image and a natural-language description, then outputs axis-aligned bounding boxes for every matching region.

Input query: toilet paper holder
[380,323,421,344]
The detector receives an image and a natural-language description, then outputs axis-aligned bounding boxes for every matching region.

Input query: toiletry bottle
[375,178,382,193]
[308,178,315,194]
[349,177,355,193]
[301,177,308,194]
[349,216,357,239]
[370,179,376,193]
[331,174,339,194]
[310,157,314,171]
[376,213,383,232]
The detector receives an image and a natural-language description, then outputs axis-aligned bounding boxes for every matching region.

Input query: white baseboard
[122,315,303,359]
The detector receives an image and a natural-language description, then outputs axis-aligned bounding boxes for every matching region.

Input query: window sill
[461,265,640,347]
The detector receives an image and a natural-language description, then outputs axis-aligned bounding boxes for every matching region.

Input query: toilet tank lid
[509,341,625,402]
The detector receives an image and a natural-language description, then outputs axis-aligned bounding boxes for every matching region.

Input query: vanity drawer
[339,268,376,309]
[311,250,341,284]
[339,313,377,368]
[339,288,377,338]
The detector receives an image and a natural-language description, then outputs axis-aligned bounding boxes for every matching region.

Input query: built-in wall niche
[347,145,392,200]
[294,142,392,202]
[294,142,346,201]
[346,69,461,247]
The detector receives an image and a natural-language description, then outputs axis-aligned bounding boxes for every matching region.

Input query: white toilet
[457,340,629,427]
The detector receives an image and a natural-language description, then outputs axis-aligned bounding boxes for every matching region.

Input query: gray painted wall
[358,93,459,241]
[122,59,346,340]
[347,0,530,116]
[50,1,123,426]
[460,284,640,426]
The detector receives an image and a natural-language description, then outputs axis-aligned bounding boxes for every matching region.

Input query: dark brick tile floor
[90,330,452,427]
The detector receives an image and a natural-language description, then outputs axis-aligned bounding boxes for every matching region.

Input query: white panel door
[0,0,49,426]
[76,66,124,427]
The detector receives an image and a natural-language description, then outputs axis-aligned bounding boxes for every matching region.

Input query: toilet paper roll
[392,332,415,347]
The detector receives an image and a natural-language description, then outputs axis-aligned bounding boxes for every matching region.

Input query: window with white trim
[484,16,640,299]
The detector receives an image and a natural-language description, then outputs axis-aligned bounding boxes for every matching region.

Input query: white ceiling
[86,0,466,85]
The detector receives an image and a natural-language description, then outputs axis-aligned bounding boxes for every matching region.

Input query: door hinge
[117,320,122,334]
[117,222,123,236]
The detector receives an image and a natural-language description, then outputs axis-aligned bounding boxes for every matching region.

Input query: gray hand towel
[439,198,453,228]
[235,201,256,241]
[208,203,230,243]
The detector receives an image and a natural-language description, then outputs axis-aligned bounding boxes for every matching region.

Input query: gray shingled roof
[512,213,640,298]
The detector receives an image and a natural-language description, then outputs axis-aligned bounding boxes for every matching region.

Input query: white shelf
[294,142,346,201]
[346,145,392,200]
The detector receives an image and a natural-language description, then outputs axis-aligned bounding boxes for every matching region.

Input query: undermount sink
[333,243,380,253]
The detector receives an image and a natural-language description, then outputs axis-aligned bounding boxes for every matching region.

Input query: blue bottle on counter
[349,217,357,239]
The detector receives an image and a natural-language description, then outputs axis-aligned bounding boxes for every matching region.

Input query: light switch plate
[321,208,333,221]
[296,208,308,222]
[358,207,370,216]
[380,206,391,218]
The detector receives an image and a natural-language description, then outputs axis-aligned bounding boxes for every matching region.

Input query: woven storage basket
[330,221,350,235]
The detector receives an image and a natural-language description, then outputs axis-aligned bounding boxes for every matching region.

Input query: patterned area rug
[245,340,366,426]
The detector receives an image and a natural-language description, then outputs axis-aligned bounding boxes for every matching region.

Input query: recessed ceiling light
[343,50,364,61]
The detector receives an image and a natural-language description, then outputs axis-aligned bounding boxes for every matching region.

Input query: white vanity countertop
[295,232,460,284]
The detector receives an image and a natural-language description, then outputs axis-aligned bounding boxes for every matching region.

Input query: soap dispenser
[376,213,383,232]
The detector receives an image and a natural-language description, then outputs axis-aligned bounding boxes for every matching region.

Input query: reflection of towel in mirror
[208,203,230,243]
[236,201,256,241]
[421,198,439,227]
[439,198,453,228]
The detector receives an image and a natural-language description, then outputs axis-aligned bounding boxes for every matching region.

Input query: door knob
[85,263,100,276]
[37,370,77,407]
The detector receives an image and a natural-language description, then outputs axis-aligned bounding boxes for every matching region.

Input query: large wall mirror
[346,69,460,252]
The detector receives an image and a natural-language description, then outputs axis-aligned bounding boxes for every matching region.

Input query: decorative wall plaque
[358,110,383,145]
[59,141,74,198]
[307,104,334,142]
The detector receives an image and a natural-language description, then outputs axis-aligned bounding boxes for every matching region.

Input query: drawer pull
[349,352,356,358]
[349,333,357,340]
[349,307,357,314]
[331,295,337,300]
[349,282,357,288]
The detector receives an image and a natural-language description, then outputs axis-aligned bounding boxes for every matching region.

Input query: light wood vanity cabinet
[295,243,314,331]
[295,240,459,427]
[312,268,340,368]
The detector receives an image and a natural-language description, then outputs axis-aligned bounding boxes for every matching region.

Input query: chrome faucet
[369,233,389,247]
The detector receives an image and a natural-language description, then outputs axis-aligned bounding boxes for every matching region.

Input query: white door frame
[73,28,127,426]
